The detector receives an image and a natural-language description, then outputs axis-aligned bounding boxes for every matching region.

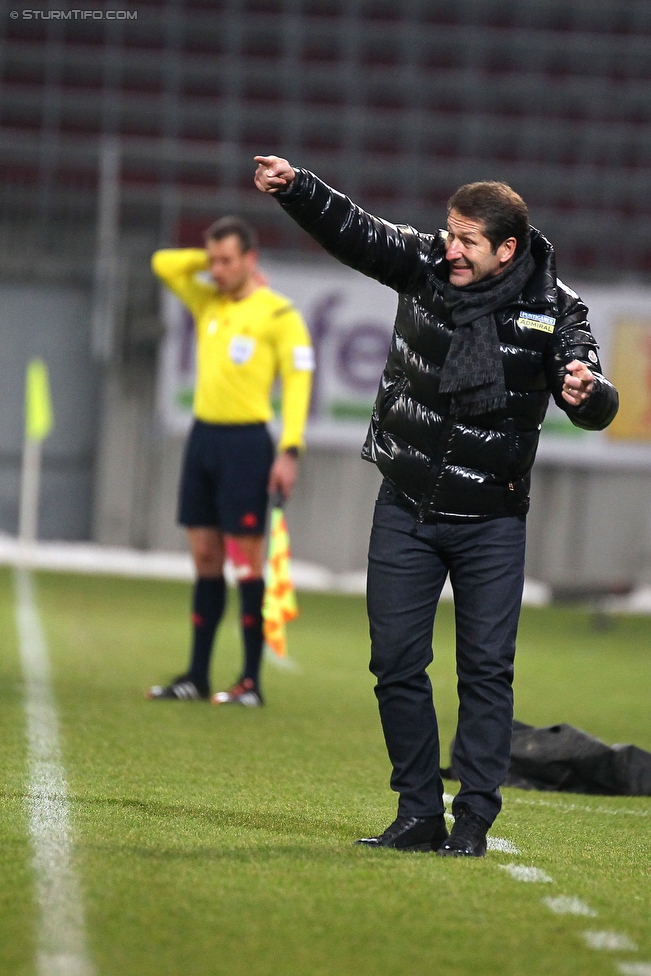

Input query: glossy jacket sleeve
[545,291,619,430]
[275,169,433,294]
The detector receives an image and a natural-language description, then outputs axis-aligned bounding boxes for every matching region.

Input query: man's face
[445,209,516,286]
[206,235,256,296]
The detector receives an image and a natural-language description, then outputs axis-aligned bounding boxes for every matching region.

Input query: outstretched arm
[253,154,433,295]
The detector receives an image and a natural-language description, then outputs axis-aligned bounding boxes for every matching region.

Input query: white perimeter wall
[3,266,646,591]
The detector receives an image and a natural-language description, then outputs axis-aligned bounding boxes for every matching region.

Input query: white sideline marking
[582,931,637,952]
[618,965,651,976]
[499,864,553,883]
[487,837,520,855]
[15,569,95,976]
[543,895,597,917]
[509,797,651,818]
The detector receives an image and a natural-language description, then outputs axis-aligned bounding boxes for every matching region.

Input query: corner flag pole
[18,359,53,544]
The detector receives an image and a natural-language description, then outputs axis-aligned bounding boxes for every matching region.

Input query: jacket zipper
[417,416,454,522]
[381,375,408,423]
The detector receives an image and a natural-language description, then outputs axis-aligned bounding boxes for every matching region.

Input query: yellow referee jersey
[152,249,314,451]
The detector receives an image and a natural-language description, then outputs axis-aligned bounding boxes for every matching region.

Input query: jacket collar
[431,227,559,314]
[521,228,558,313]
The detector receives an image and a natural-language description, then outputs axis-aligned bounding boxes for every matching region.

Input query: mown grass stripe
[15,568,95,976]
[2,579,648,976]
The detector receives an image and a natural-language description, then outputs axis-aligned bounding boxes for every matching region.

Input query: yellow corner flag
[25,358,53,442]
[263,503,298,658]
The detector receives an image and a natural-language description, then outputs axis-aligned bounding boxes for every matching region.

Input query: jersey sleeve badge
[292,346,315,371]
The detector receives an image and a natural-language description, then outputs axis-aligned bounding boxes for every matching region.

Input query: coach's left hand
[562,360,594,407]
[268,451,299,501]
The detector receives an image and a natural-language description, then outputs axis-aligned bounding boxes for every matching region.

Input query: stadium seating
[0,0,649,275]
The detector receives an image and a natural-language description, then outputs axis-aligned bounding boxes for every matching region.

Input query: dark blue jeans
[367,487,526,826]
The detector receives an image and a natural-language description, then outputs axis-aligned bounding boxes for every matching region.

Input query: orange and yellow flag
[262,505,298,657]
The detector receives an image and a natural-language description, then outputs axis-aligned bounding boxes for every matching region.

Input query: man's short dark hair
[447,182,530,255]
[204,216,259,253]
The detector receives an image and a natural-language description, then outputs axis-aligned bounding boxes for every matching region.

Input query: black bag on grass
[442,720,651,796]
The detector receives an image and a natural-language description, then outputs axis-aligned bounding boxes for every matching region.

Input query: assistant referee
[147,216,313,706]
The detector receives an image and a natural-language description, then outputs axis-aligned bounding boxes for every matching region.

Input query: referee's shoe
[146,674,209,701]
[211,678,263,707]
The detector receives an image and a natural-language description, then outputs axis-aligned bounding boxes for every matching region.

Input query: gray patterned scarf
[439,246,535,417]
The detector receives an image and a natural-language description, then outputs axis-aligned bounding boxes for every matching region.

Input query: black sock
[187,577,226,688]
[239,577,265,687]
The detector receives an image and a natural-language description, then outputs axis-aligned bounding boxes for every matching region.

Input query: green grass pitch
[0,566,649,975]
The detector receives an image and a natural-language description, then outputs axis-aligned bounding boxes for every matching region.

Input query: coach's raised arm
[254,154,435,296]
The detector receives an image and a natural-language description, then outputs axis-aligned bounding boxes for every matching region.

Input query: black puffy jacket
[277,169,619,521]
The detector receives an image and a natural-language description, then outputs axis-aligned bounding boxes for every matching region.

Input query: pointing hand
[254,155,296,193]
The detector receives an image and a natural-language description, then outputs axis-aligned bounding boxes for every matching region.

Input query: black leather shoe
[355,815,449,852]
[437,806,489,857]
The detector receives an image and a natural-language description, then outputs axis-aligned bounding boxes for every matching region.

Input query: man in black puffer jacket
[254,155,619,856]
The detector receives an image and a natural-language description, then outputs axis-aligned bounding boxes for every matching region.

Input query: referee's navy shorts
[178,420,275,535]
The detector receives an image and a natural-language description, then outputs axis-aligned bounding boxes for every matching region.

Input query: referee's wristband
[284,446,299,458]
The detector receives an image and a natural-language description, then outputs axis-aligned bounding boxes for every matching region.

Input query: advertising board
[156,262,651,467]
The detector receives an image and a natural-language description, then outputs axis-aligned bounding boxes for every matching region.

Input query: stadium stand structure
[0,0,649,288]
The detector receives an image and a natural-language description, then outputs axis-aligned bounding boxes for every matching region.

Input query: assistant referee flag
[262,501,298,658]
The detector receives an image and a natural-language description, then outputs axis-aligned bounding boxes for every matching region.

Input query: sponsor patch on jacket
[292,345,315,371]
[517,311,556,333]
